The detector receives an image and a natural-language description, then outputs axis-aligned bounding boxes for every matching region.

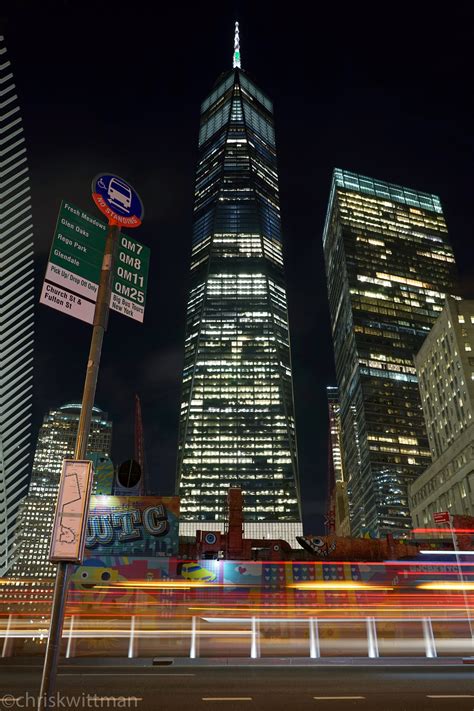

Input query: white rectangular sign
[49,459,94,563]
[40,281,95,325]
[110,292,145,322]
[45,261,99,301]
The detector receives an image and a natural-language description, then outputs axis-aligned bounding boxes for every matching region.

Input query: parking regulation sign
[433,511,451,524]
[92,173,144,228]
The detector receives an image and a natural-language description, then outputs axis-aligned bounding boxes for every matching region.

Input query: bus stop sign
[92,173,144,228]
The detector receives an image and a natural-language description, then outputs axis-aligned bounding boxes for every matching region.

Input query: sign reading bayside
[92,173,144,228]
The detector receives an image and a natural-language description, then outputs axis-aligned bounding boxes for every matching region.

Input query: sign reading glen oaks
[40,201,149,323]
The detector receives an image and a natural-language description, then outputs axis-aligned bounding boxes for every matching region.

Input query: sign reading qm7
[40,201,150,323]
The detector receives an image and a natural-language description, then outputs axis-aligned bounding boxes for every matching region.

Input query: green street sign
[110,233,150,322]
[41,200,150,324]
[47,201,107,296]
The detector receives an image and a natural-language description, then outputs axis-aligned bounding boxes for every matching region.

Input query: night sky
[2,2,473,533]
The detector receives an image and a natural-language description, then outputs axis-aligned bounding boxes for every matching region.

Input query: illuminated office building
[323,169,456,536]
[176,24,302,545]
[10,403,112,579]
[327,387,344,484]
[0,36,34,576]
[410,298,474,524]
[326,386,350,536]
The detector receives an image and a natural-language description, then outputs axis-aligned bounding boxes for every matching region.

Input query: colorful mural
[71,556,402,613]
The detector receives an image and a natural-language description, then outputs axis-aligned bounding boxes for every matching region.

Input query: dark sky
[2,2,473,533]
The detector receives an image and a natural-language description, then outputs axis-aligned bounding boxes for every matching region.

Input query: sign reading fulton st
[40,201,150,323]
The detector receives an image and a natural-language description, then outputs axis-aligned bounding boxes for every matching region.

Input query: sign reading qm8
[85,496,180,557]
[40,200,150,323]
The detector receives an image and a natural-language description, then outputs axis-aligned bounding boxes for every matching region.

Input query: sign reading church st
[40,200,150,323]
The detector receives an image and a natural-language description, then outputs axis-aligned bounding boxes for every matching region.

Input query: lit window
[458,315,465,324]
[465,343,472,352]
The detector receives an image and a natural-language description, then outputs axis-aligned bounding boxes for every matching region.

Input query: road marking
[314,697,365,701]
[427,696,474,699]
[202,699,253,702]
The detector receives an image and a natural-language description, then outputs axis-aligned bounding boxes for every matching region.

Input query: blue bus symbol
[107,177,132,214]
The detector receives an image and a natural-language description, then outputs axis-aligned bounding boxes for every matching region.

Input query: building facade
[176,25,302,544]
[323,169,456,537]
[0,36,34,576]
[326,387,351,536]
[10,404,112,579]
[410,298,474,524]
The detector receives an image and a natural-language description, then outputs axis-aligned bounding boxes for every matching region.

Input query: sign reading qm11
[40,200,150,323]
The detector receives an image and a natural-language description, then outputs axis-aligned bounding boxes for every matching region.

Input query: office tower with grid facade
[10,403,112,579]
[176,25,302,545]
[0,36,34,576]
[410,297,474,524]
[323,169,457,537]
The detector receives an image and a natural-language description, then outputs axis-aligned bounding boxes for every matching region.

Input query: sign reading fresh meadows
[40,201,149,323]
[92,173,144,228]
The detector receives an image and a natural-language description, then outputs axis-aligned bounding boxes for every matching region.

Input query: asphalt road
[0,663,473,711]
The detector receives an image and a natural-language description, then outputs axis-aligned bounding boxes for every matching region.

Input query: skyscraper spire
[233,21,241,69]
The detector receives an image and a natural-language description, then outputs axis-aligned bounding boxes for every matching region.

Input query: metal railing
[1,615,473,659]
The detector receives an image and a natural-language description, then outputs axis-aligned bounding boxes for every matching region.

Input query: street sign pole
[38,223,120,710]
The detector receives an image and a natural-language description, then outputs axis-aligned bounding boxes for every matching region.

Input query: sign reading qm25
[85,496,179,557]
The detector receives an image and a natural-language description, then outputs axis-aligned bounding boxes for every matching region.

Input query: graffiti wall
[84,496,179,557]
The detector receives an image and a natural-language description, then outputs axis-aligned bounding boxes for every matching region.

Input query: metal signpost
[38,175,145,709]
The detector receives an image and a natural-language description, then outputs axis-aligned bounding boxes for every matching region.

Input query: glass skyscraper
[0,36,34,576]
[176,25,302,544]
[323,169,456,537]
[10,403,112,581]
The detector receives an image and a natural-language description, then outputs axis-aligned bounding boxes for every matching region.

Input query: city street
[1,662,474,710]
